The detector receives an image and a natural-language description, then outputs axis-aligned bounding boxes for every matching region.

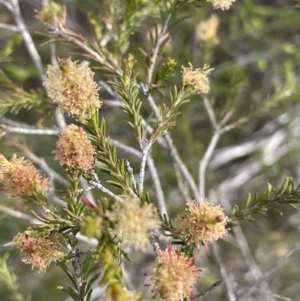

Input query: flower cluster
[207,0,236,10]
[176,200,230,248]
[11,230,64,272]
[182,63,213,94]
[109,196,161,250]
[53,124,95,173]
[148,243,201,301]
[0,154,50,200]
[44,58,101,120]
[196,15,219,44]
[35,2,63,26]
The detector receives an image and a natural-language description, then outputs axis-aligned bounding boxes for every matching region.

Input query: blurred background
[0,0,300,300]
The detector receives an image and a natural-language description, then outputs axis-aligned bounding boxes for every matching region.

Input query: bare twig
[126,160,138,194]
[147,152,168,219]
[202,95,218,129]
[1,124,59,135]
[197,280,222,299]
[86,180,124,203]
[198,131,220,201]
[239,242,300,300]
[0,204,97,247]
[0,23,18,32]
[142,91,200,199]
[9,0,44,81]
[211,243,236,301]
[198,95,221,200]
[147,13,171,85]
[139,142,152,193]
[51,28,122,76]
[173,162,191,202]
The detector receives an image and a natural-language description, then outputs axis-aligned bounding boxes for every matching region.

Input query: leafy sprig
[0,71,52,115]
[230,177,300,222]
[109,54,144,142]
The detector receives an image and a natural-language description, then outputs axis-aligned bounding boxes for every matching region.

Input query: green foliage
[0,71,52,115]
[230,177,300,222]
[149,86,193,142]
[1,0,300,300]
[58,256,101,301]
[0,254,30,301]
[110,54,144,142]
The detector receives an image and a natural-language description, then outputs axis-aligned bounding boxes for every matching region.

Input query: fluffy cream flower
[0,154,50,200]
[207,0,236,10]
[109,196,161,250]
[196,15,219,44]
[148,243,201,301]
[12,230,64,272]
[176,200,230,247]
[53,124,95,173]
[44,58,101,120]
[182,63,213,94]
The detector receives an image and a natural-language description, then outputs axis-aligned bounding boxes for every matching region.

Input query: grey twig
[88,180,124,203]
[212,191,275,301]
[9,0,44,81]
[139,142,152,193]
[126,160,138,194]
[173,162,190,202]
[147,152,168,219]
[0,205,40,223]
[0,23,18,32]
[0,205,98,246]
[51,29,122,77]
[220,117,248,134]
[111,139,142,158]
[25,151,69,186]
[197,280,222,299]
[198,131,220,201]
[211,243,236,301]
[147,13,171,85]
[144,92,200,199]
[202,95,218,129]
[240,242,300,300]
[149,235,162,255]
[69,247,84,294]
[198,95,221,201]
[1,123,59,135]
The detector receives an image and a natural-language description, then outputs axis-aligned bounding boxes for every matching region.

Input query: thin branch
[0,205,39,223]
[1,124,59,135]
[202,95,218,129]
[0,205,98,246]
[52,28,122,76]
[139,142,152,193]
[126,160,138,194]
[0,23,18,32]
[25,151,69,186]
[69,247,84,294]
[173,162,191,202]
[87,180,124,203]
[164,133,200,200]
[214,192,275,301]
[9,0,44,82]
[197,280,222,299]
[147,152,168,219]
[0,0,12,11]
[111,138,142,158]
[198,131,220,200]
[147,13,171,85]
[240,242,300,299]
[211,243,236,301]
[143,91,200,199]
[220,117,248,134]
